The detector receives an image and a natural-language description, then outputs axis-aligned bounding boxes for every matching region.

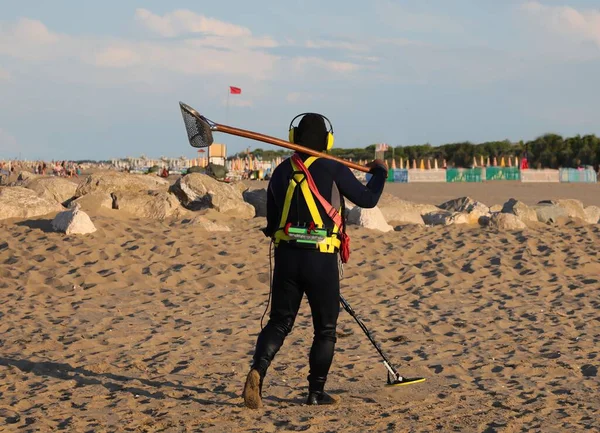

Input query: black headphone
[288,113,335,150]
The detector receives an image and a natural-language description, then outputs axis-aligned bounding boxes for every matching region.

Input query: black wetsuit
[251,154,387,393]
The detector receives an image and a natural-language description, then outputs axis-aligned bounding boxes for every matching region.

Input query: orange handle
[216,123,371,173]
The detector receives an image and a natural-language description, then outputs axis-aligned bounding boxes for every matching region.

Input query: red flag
[229,86,241,94]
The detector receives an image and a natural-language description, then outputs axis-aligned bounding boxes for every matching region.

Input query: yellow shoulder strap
[277,156,319,229]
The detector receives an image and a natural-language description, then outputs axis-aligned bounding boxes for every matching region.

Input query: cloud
[292,57,361,73]
[135,8,252,38]
[305,40,369,52]
[94,46,141,68]
[521,1,600,47]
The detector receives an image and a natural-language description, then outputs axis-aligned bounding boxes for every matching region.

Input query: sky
[1,0,600,160]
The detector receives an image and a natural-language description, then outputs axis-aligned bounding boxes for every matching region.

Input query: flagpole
[226,87,230,125]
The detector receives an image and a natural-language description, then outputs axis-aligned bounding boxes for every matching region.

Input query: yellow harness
[274,157,341,253]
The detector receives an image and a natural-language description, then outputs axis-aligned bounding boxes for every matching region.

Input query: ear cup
[288,127,296,143]
[326,132,334,150]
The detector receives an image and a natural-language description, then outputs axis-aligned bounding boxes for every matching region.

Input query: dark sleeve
[263,179,278,237]
[335,163,387,209]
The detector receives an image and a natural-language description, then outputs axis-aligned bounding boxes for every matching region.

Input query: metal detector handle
[215,123,371,173]
[339,294,403,382]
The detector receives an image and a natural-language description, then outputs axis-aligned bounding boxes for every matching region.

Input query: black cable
[260,239,274,330]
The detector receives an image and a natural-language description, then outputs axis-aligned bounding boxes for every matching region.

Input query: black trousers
[251,244,340,393]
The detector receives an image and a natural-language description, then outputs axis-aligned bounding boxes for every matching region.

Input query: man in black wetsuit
[242,113,388,408]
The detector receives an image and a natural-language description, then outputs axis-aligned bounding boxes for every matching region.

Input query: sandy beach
[0,177,599,432]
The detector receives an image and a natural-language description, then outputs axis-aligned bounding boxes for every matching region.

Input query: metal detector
[340,295,426,386]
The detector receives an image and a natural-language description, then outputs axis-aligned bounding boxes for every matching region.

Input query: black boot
[305,390,340,406]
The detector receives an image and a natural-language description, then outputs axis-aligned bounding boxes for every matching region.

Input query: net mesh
[179,103,214,148]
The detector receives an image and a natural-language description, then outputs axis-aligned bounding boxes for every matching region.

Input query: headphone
[288,113,335,151]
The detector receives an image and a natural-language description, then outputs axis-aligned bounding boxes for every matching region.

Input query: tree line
[233,134,600,170]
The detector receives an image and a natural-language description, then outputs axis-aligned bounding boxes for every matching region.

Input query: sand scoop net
[179,102,214,148]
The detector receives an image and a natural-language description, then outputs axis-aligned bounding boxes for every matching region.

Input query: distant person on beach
[242,113,388,409]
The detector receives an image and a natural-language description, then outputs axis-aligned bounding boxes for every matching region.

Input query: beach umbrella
[473,156,478,167]
[480,155,484,167]
[487,157,491,167]
[427,159,431,170]
[391,159,396,169]
[412,159,417,170]
[493,157,497,166]
[399,158,403,169]
[442,159,447,168]
[419,159,425,170]
[508,157,513,167]
[500,157,505,167]
[434,159,438,170]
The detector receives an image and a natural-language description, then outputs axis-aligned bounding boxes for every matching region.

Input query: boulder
[376,193,437,226]
[423,210,484,226]
[169,173,255,219]
[438,197,488,214]
[243,188,267,218]
[438,196,490,224]
[22,177,78,205]
[489,204,503,213]
[51,204,97,235]
[75,172,169,197]
[17,171,38,182]
[533,203,569,224]
[0,187,64,220]
[181,216,231,232]
[501,199,538,223]
[68,192,113,212]
[489,213,526,230]
[111,191,186,220]
[347,206,393,232]
[538,199,586,221]
[584,206,600,224]
[232,182,249,195]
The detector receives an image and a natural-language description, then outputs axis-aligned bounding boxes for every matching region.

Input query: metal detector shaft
[340,295,403,381]
[215,124,370,173]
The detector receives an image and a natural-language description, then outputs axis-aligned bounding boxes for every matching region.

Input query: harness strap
[291,153,343,229]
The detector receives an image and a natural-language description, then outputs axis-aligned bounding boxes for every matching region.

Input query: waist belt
[274,226,341,253]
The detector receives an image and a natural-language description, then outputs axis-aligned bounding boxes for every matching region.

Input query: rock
[243,188,267,217]
[422,210,454,226]
[438,196,490,224]
[584,206,600,224]
[489,213,526,230]
[111,191,186,220]
[533,203,569,224]
[376,193,437,226]
[0,187,64,220]
[423,210,485,226]
[438,197,488,214]
[51,204,96,235]
[22,177,78,205]
[17,171,38,182]
[232,182,249,195]
[347,206,393,232]
[170,173,255,219]
[75,172,169,197]
[501,199,538,223]
[68,192,113,212]
[538,199,586,221]
[181,216,231,232]
[490,204,503,213]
